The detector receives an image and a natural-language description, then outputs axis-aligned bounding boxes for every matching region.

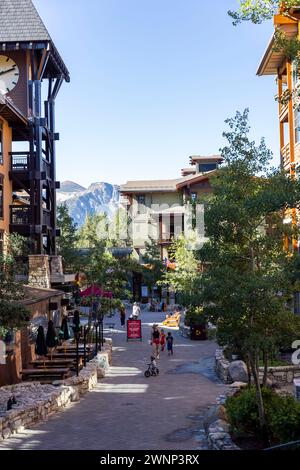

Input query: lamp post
[83,325,87,367]
[94,321,98,356]
[74,328,81,377]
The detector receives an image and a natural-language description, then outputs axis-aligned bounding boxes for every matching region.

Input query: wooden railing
[281,142,290,170]
[10,152,30,171]
[10,206,30,225]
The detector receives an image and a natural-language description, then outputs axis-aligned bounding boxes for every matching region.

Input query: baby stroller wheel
[144,370,151,378]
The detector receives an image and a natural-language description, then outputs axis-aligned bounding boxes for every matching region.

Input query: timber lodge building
[0,0,69,267]
[258,6,300,313]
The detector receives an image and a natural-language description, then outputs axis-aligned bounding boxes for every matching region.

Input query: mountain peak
[60,181,86,193]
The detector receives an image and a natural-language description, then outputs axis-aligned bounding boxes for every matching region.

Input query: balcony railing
[10,152,30,171]
[10,206,30,225]
[281,143,290,170]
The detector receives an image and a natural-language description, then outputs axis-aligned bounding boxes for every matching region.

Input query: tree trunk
[263,350,268,388]
[245,353,252,386]
[249,352,270,447]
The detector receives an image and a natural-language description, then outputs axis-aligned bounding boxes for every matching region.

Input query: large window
[0,175,3,219]
[292,62,300,143]
[0,121,3,165]
[198,163,217,173]
[136,194,146,214]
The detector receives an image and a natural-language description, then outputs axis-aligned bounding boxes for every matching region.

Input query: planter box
[190,324,207,341]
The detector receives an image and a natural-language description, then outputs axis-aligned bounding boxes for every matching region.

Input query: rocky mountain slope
[57,181,120,226]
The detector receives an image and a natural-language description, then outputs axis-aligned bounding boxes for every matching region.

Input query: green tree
[228,1,300,25]
[200,109,300,443]
[0,234,29,338]
[160,234,201,308]
[56,205,79,271]
[142,238,165,301]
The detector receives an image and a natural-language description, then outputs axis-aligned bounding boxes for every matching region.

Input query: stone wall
[28,255,51,289]
[204,387,240,450]
[215,348,300,386]
[215,349,231,384]
[0,340,112,441]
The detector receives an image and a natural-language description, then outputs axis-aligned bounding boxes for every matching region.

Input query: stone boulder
[228,361,248,383]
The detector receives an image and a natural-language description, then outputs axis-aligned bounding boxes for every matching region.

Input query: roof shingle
[0,0,51,42]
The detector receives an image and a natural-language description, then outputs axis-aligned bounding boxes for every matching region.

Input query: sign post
[127,319,142,342]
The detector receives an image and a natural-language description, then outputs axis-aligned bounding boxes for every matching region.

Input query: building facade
[120,155,222,262]
[0,0,70,257]
[258,7,300,313]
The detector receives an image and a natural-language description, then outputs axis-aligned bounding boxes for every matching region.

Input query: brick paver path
[0,310,226,450]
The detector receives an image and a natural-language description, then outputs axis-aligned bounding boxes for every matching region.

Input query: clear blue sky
[35,0,278,187]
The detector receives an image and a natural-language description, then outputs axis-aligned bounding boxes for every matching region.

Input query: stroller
[144,356,159,377]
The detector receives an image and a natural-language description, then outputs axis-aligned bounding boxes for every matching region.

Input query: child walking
[160,329,166,352]
[166,332,174,356]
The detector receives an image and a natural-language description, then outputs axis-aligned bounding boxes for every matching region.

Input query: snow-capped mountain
[57,181,120,226]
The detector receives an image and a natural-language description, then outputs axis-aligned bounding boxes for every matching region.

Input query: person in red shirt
[160,329,166,352]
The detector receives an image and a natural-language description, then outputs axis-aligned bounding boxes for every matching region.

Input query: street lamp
[73,327,81,377]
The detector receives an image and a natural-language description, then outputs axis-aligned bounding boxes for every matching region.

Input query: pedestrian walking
[131,302,141,319]
[151,324,161,359]
[166,332,174,356]
[160,329,166,352]
[120,304,126,327]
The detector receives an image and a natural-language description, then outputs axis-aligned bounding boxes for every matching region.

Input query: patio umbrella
[35,326,47,357]
[60,316,70,354]
[46,320,58,360]
[61,317,70,341]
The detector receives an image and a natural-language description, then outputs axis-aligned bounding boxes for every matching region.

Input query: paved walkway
[0,310,226,450]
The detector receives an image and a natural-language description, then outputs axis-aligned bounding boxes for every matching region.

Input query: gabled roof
[176,170,217,189]
[0,0,51,42]
[120,170,217,193]
[0,0,70,82]
[120,179,183,193]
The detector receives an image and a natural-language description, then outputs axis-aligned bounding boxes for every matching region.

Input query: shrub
[226,387,300,445]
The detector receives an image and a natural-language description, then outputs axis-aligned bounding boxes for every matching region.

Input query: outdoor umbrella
[61,317,70,341]
[60,316,70,354]
[46,320,58,360]
[35,325,47,357]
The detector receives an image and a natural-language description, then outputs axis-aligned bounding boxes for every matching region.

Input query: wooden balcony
[10,152,30,171]
[10,205,30,225]
[281,142,290,171]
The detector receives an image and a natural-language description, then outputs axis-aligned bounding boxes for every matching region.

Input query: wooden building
[257,6,300,313]
[120,155,223,262]
[0,0,70,256]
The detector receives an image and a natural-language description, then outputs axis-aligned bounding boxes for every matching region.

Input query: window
[198,163,217,173]
[136,194,146,214]
[0,121,3,165]
[0,231,3,254]
[0,175,3,219]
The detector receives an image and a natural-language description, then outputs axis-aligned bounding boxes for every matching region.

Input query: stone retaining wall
[215,348,300,386]
[0,340,113,441]
[204,387,240,450]
[215,349,231,384]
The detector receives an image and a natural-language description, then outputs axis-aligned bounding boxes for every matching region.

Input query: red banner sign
[127,319,142,341]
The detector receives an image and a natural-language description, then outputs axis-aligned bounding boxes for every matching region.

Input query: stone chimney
[28,255,51,289]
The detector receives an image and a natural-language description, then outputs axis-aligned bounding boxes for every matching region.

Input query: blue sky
[35,0,278,187]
